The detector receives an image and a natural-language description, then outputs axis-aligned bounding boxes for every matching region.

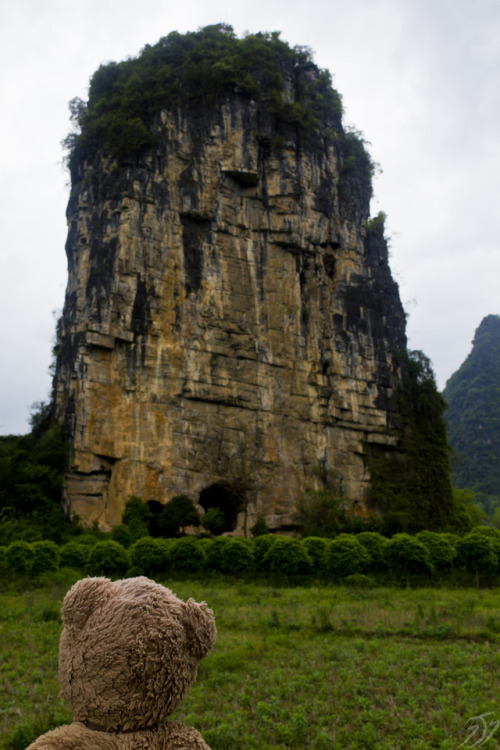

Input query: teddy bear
[27,576,217,749]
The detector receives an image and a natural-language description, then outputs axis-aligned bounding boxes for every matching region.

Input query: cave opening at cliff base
[199,482,243,533]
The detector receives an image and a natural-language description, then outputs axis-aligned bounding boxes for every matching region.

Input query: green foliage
[219,538,254,574]
[205,537,232,572]
[65,25,345,168]
[468,527,500,574]
[383,534,432,581]
[264,536,312,576]
[468,525,500,542]
[197,538,214,553]
[0,417,69,542]
[415,531,456,571]
[156,538,174,567]
[5,541,35,575]
[253,534,278,572]
[110,523,132,548]
[356,532,389,573]
[122,495,152,527]
[443,315,500,516]
[367,350,457,533]
[59,542,88,570]
[365,211,387,239]
[295,482,348,538]
[323,535,371,579]
[169,537,206,574]
[128,536,165,576]
[121,496,152,541]
[201,507,226,536]
[302,536,329,569]
[340,129,375,196]
[0,516,43,545]
[87,540,129,576]
[451,487,486,529]
[63,532,102,547]
[29,419,68,474]
[153,495,200,537]
[4,525,500,586]
[439,532,460,551]
[28,400,53,438]
[250,516,271,537]
[456,532,498,586]
[127,519,150,543]
[5,716,63,750]
[492,505,500,528]
[31,541,60,573]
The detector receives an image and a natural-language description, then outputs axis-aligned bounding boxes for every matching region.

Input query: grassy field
[1,571,500,749]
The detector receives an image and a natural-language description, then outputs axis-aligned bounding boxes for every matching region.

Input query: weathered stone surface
[54,96,407,531]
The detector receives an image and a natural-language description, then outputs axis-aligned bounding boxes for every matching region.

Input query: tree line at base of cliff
[2,526,500,589]
[0,343,489,555]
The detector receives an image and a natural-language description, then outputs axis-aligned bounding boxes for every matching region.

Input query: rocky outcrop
[54,33,407,532]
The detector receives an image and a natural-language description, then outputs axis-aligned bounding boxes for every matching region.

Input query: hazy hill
[443,314,500,515]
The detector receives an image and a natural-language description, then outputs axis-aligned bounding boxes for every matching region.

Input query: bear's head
[58,577,216,732]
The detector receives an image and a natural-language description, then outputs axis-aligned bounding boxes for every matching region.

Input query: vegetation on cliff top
[444,314,500,519]
[64,24,363,169]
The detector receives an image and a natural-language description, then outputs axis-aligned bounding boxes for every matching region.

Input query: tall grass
[1,574,499,749]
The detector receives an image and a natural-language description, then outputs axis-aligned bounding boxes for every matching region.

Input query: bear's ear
[183,599,217,659]
[62,577,113,630]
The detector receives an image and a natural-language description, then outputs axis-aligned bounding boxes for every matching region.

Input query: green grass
[1,574,500,749]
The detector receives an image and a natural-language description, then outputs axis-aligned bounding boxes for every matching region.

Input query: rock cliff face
[54,30,407,531]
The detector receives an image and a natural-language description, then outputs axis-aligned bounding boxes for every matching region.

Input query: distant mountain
[443,315,500,514]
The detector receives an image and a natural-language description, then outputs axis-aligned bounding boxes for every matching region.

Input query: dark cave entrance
[146,500,164,515]
[146,500,165,538]
[199,482,243,533]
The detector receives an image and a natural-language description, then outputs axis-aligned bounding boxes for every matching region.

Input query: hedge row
[1,529,500,585]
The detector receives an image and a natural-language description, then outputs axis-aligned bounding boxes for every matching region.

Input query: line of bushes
[2,528,500,587]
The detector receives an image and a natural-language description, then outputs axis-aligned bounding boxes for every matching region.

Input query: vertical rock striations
[54,27,412,531]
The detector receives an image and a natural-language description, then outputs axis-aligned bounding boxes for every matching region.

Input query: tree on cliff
[367,350,462,533]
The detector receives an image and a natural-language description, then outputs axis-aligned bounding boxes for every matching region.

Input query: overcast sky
[1,0,499,434]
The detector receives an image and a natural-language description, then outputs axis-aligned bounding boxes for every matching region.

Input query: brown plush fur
[27,577,217,749]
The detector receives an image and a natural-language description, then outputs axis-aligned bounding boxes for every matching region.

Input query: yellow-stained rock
[54,98,407,532]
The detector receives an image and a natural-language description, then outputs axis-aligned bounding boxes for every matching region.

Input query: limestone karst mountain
[53,25,454,533]
[443,314,500,517]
